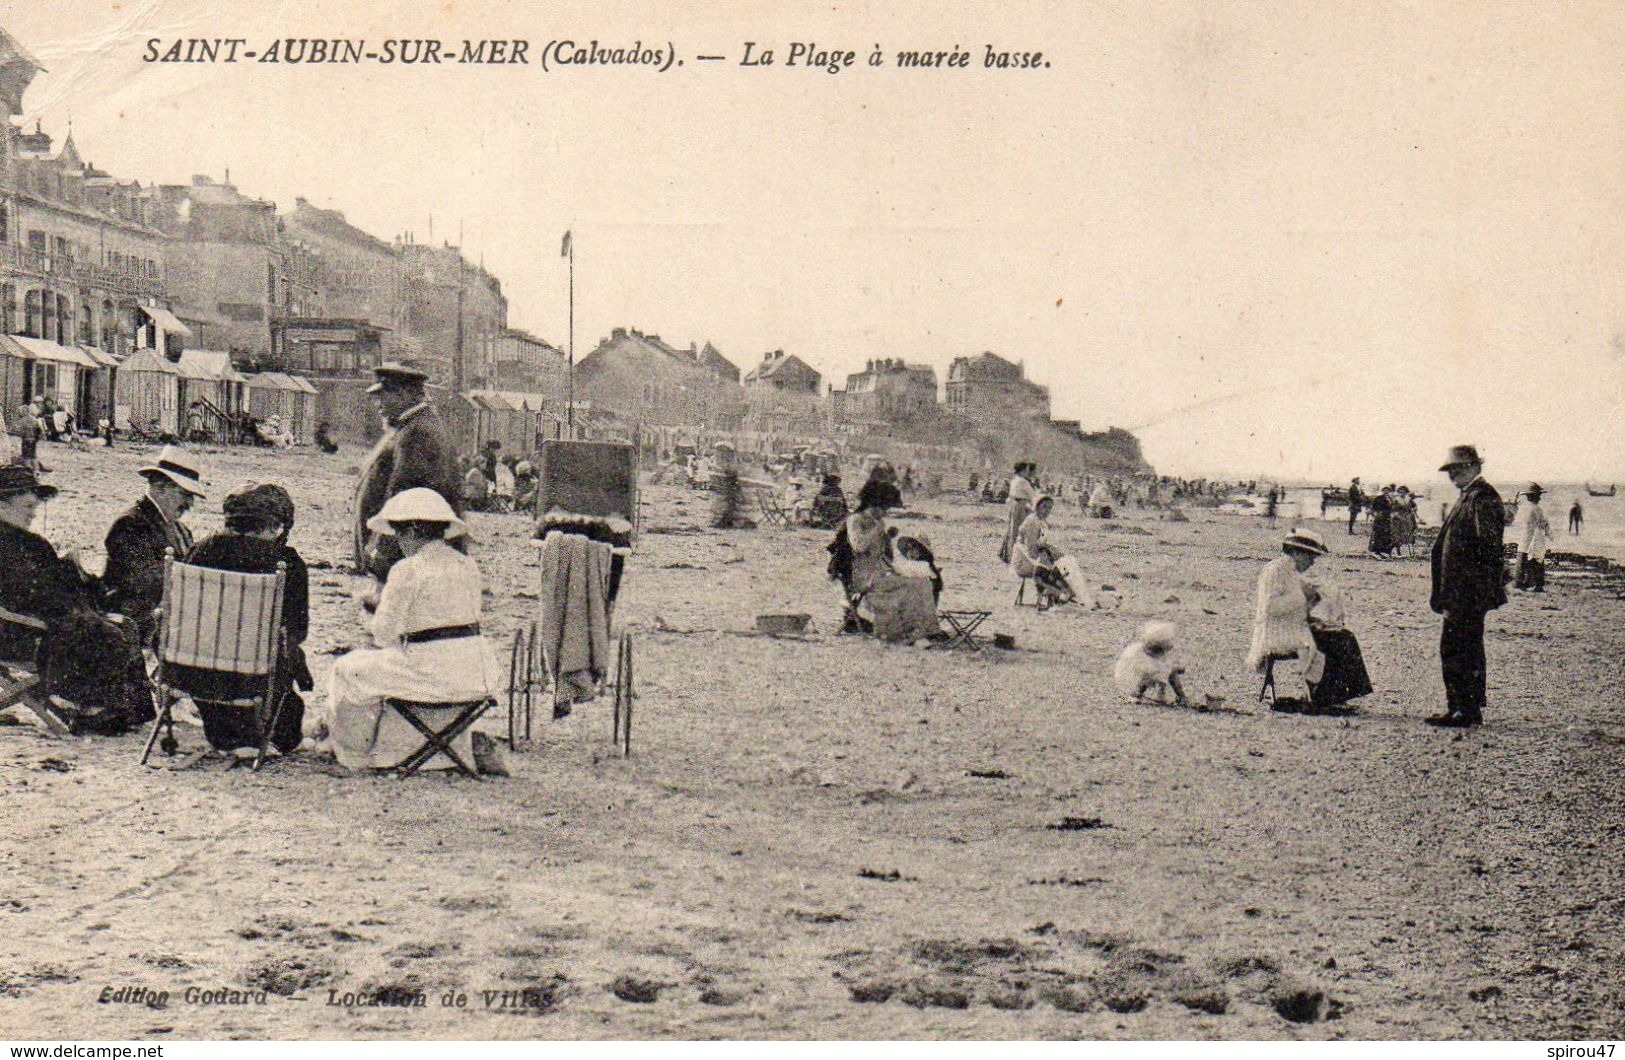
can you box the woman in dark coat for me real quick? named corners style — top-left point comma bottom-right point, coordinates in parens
top-left (0, 466), bottom-right (152, 734)
top-left (175, 484), bottom-right (312, 754)
top-left (808, 473), bottom-right (848, 530)
top-left (1367, 486), bottom-right (1396, 556)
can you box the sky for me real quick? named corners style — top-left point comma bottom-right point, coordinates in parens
top-left (4, 0), bottom-right (1622, 484)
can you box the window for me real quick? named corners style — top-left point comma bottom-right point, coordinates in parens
top-left (54, 236), bottom-right (70, 262)
top-left (266, 263), bottom-right (276, 303)
top-left (0, 285), bottom-right (12, 333)
top-left (56, 295), bottom-right (71, 344)
top-left (79, 301), bottom-right (92, 345)
top-left (0, 202), bottom-right (8, 243)
top-left (42, 290), bottom-right (57, 342)
top-left (24, 289), bottom-right (40, 337)
top-left (27, 230), bottom-right (45, 252)
top-left (32, 361), bottom-right (58, 399)
top-left (100, 299), bottom-right (115, 352)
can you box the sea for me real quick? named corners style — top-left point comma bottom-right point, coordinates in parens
top-left (1273, 484), bottom-right (1625, 563)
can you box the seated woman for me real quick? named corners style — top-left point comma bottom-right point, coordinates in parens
top-left (326, 488), bottom-right (504, 771)
top-left (0, 466), bottom-right (152, 735)
top-left (1300, 572), bottom-right (1373, 710)
top-left (1013, 495), bottom-right (1078, 609)
top-left (174, 484), bottom-right (312, 756)
top-left (808, 474), bottom-right (848, 530)
top-left (1246, 529), bottom-right (1334, 712)
top-left (894, 533), bottom-right (943, 605)
top-left (834, 481), bottom-right (938, 641)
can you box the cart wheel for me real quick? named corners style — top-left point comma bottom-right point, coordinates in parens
top-left (619, 633), bottom-right (634, 757)
top-left (507, 628), bottom-right (523, 746)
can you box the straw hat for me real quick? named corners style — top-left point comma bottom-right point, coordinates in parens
top-left (1283, 528), bottom-right (1330, 556)
top-left (138, 446), bottom-right (207, 497)
top-left (366, 487), bottom-right (466, 537)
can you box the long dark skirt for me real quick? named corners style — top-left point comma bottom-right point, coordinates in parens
top-left (43, 611), bottom-right (154, 735)
top-left (1310, 627), bottom-right (1373, 708)
top-left (1368, 514), bottom-right (1395, 555)
top-left (196, 690), bottom-right (305, 754)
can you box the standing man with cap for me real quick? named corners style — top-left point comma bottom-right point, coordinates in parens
top-left (1428, 445), bottom-right (1506, 728)
top-left (353, 362), bottom-right (463, 580)
top-left (1347, 477), bottom-right (1365, 535)
top-left (103, 445), bottom-right (207, 641)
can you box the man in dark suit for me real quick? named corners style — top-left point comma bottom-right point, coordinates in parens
top-left (353, 362), bottom-right (464, 580)
top-left (1347, 477), bottom-right (1365, 534)
top-left (103, 445), bottom-right (205, 642)
top-left (1427, 445), bottom-right (1506, 728)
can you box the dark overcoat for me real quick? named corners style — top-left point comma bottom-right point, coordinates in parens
top-left (352, 405), bottom-right (464, 578)
top-left (1430, 477), bottom-right (1508, 615)
top-left (102, 496), bottom-right (194, 631)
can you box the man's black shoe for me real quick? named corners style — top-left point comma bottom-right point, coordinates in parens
top-left (1425, 713), bottom-right (1476, 728)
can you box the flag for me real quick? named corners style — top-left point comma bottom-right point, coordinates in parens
top-left (560, 230), bottom-right (572, 259)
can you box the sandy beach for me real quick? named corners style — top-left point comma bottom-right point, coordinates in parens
top-left (2, 441), bottom-right (1621, 1040)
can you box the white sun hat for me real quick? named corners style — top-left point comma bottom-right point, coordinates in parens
top-left (366, 487), bottom-right (466, 537)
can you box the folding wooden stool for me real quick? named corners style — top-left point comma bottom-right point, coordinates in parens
top-left (936, 610), bottom-right (993, 652)
top-left (385, 697), bottom-right (495, 779)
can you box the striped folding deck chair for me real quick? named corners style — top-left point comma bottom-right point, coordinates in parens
top-left (0, 606), bottom-right (69, 736)
top-left (140, 551), bottom-right (287, 771)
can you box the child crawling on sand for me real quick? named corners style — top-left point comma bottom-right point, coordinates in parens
top-left (1114, 621), bottom-right (1190, 707)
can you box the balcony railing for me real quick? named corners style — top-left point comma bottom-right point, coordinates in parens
top-left (0, 242), bottom-right (165, 298)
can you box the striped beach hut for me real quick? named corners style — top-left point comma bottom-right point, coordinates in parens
top-left (244, 372), bottom-right (318, 446)
top-left (114, 348), bottom-right (180, 436)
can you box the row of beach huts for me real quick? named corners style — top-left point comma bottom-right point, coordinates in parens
top-left (0, 337), bottom-right (318, 444)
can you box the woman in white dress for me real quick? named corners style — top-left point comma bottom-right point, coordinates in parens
top-left (1246, 529), bottom-right (1329, 711)
top-left (999, 462), bottom-right (1037, 563)
top-left (327, 488), bottom-right (504, 770)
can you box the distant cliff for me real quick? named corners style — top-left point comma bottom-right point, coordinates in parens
top-left (845, 408), bottom-right (1153, 477)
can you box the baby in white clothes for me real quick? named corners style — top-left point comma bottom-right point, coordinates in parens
top-left (1114, 620), bottom-right (1189, 706)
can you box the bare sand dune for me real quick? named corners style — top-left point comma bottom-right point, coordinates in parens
top-left (2, 442), bottom-right (1620, 1039)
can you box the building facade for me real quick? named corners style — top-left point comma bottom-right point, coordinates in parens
top-left (399, 241), bottom-right (506, 389)
top-left (574, 327), bottom-right (746, 437)
top-left (281, 197), bottom-right (404, 352)
top-left (944, 351), bottom-right (1051, 420)
top-left (838, 357), bottom-right (938, 422)
top-left (153, 175), bottom-right (322, 360)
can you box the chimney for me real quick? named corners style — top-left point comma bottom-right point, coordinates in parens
top-left (612, 327), bottom-right (626, 340)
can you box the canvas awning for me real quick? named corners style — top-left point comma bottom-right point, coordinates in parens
top-left (247, 371), bottom-right (319, 394)
top-left (117, 349), bottom-right (180, 374)
top-left (3, 335), bottom-right (100, 368)
top-left (79, 345), bottom-right (119, 368)
top-left (139, 305), bottom-right (194, 337)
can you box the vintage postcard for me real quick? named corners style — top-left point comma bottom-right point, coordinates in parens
top-left (0, 0), bottom-right (1620, 1044)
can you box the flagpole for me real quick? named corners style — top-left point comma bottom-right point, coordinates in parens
top-left (567, 235), bottom-right (575, 435)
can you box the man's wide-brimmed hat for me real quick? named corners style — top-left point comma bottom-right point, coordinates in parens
top-left (1439, 444), bottom-right (1483, 471)
top-left (0, 464), bottom-right (58, 499)
top-left (1283, 528), bottom-right (1330, 557)
top-left (366, 487), bottom-right (466, 537)
top-left (138, 446), bottom-right (207, 497)
top-left (365, 361), bottom-right (430, 394)
top-left (1526, 482), bottom-right (1544, 497)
